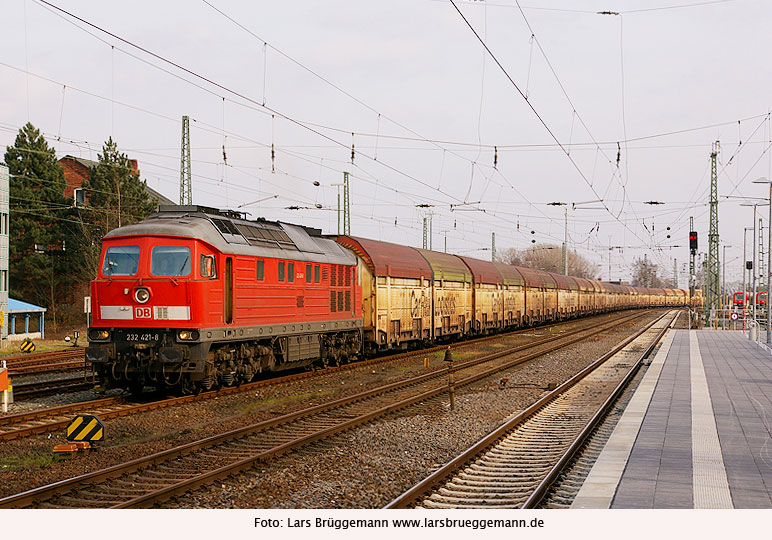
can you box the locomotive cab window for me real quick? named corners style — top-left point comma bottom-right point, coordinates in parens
top-left (200, 255), bottom-right (216, 278)
top-left (151, 246), bottom-right (191, 276)
top-left (306, 264), bottom-right (312, 283)
top-left (102, 245), bottom-right (140, 276)
top-left (314, 265), bottom-right (320, 283)
top-left (288, 262), bottom-right (295, 282)
top-left (278, 261), bottom-right (285, 282)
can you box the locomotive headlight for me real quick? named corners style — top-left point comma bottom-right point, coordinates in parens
top-left (89, 329), bottom-right (110, 341)
top-left (177, 330), bottom-right (199, 341)
top-left (134, 287), bottom-right (150, 304)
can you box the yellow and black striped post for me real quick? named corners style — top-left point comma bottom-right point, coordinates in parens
top-left (19, 338), bottom-right (36, 353)
top-left (66, 414), bottom-right (104, 442)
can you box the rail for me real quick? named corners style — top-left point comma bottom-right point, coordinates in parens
top-left (385, 310), bottom-right (676, 509)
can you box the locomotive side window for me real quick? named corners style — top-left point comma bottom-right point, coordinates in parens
top-left (306, 264), bottom-right (312, 283)
top-left (151, 246), bottom-right (191, 276)
top-left (103, 246), bottom-right (140, 276)
top-left (314, 265), bottom-right (320, 283)
top-left (278, 261), bottom-right (285, 282)
top-left (288, 262), bottom-right (295, 282)
top-left (256, 259), bottom-right (264, 281)
top-left (200, 255), bottom-right (216, 278)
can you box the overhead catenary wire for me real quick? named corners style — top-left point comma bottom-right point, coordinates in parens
top-left (10, 1), bottom-right (752, 278)
top-left (449, 0), bottom-right (663, 267)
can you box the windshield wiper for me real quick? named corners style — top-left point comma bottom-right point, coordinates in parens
top-left (168, 255), bottom-right (189, 286)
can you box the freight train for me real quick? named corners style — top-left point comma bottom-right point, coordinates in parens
top-left (86, 205), bottom-right (692, 394)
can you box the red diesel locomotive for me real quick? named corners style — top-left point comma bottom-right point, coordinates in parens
top-left (86, 205), bottom-right (362, 394)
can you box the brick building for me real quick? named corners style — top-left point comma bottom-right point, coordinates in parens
top-left (58, 155), bottom-right (175, 206)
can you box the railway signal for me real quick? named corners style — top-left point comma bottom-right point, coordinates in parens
top-left (19, 338), bottom-right (36, 353)
top-left (66, 414), bottom-right (104, 443)
top-left (690, 231), bottom-right (698, 252)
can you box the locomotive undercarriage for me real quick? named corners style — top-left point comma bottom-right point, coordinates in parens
top-left (89, 329), bottom-right (363, 394)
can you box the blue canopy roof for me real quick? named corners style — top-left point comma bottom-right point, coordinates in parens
top-left (8, 298), bottom-right (47, 313)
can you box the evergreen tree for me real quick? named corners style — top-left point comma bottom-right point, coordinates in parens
top-left (75, 137), bottom-right (156, 282)
top-left (82, 137), bottom-right (156, 235)
top-left (3, 122), bottom-right (69, 328)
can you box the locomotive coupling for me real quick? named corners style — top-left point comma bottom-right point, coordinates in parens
top-left (159, 346), bottom-right (186, 363)
top-left (85, 345), bottom-right (113, 363)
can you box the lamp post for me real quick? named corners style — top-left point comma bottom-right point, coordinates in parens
top-left (741, 200), bottom-right (770, 340)
top-left (722, 243), bottom-right (731, 313)
top-left (743, 227), bottom-right (753, 330)
top-left (752, 177), bottom-right (771, 343)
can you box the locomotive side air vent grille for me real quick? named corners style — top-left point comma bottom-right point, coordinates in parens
top-left (322, 267), bottom-right (329, 282)
top-left (331, 265), bottom-right (337, 286)
top-left (212, 218), bottom-right (241, 236)
top-left (232, 223), bottom-right (298, 250)
top-left (330, 290), bottom-right (337, 312)
top-left (338, 265), bottom-right (345, 286)
top-left (345, 290), bottom-right (351, 312)
top-left (345, 267), bottom-right (351, 287)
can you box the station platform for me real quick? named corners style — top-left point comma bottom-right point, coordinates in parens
top-left (572, 329), bottom-right (772, 509)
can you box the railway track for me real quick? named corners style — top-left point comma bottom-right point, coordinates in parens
top-left (0, 309), bottom-right (658, 509)
top-left (4, 349), bottom-right (88, 376)
top-left (0, 309), bottom-right (645, 442)
top-left (12, 375), bottom-right (96, 401)
top-left (385, 310), bottom-right (678, 509)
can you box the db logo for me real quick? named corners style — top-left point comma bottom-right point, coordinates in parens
top-left (135, 307), bottom-right (152, 319)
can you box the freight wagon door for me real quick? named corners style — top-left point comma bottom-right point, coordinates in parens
top-left (225, 257), bottom-right (233, 324)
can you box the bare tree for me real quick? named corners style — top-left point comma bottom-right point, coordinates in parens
top-left (631, 257), bottom-right (676, 287)
top-left (500, 244), bottom-right (598, 278)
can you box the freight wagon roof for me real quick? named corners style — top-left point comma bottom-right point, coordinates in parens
top-left (604, 283), bottom-right (622, 293)
top-left (104, 210), bottom-right (356, 265)
top-left (336, 236), bottom-right (432, 279)
top-left (549, 273), bottom-right (579, 291)
top-left (459, 256), bottom-right (503, 285)
top-left (516, 267), bottom-right (557, 288)
top-left (493, 263), bottom-right (525, 287)
top-left (417, 249), bottom-right (472, 283)
top-left (573, 277), bottom-right (593, 292)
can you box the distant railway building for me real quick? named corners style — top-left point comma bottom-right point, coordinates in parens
top-left (5, 298), bottom-right (46, 341)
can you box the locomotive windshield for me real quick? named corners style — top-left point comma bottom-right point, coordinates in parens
top-left (151, 246), bottom-right (191, 276)
top-left (102, 246), bottom-right (140, 276)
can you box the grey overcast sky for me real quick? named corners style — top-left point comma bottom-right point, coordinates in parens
top-left (1, 0), bottom-right (770, 284)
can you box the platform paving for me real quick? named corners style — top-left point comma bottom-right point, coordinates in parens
top-left (572, 329), bottom-right (772, 509)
